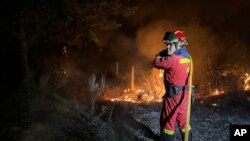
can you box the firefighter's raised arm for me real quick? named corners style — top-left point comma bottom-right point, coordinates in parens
top-left (153, 54), bottom-right (174, 69)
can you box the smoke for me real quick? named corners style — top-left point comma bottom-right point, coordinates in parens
top-left (135, 21), bottom-right (170, 59)
top-left (107, 32), bottom-right (138, 75)
top-left (130, 0), bottom-right (250, 84)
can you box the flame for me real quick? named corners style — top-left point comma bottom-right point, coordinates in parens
top-left (211, 89), bottom-right (224, 96)
top-left (102, 68), bottom-right (165, 103)
top-left (244, 73), bottom-right (250, 91)
top-left (104, 68), bottom-right (250, 103)
top-left (105, 87), bottom-right (162, 103)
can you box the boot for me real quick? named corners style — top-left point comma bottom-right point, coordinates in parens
top-left (161, 132), bottom-right (174, 141)
top-left (181, 130), bottom-right (192, 141)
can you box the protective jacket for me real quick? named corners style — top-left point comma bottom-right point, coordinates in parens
top-left (153, 47), bottom-right (191, 136)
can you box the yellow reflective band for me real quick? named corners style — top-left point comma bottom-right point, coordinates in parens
top-left (180, 58), bottom-right (191, 64)
top-left (186, 68), bottom-right (190, 73)
top-left (180, 125), bottom-right (191, 133)
top-left (163, 38), bottom-right (179, 44)
top-left (162, 129), bottom-right (175, 135)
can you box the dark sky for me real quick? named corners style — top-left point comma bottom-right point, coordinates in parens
top-left (130, 0), bottom-right (250, 28)
top-left (125, 0), bottom-right (250, 44)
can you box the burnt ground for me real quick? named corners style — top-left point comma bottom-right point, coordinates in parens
top-left (1, 91), bottom-right (250, 141)
top-left (127, 102), bottom-right (250, 141)
top-left (106, 91), bottom-right (250, 141)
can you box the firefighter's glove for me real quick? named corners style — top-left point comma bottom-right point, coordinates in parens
top-left (158, 49), bottom-right (169, 57)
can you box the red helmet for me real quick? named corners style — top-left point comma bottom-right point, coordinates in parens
top-left (173, 30), bottom-right (188, 45)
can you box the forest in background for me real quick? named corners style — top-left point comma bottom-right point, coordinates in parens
top-left (1, 0), bottom-right (250, 140)
top-left (1, 1), bottom-right (137, 140)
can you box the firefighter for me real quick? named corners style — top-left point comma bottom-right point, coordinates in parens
top-left (153, 30), bottom-right (192, 141)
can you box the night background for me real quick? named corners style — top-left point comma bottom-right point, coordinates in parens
top-left (1, 0), bottom-right (250, 141)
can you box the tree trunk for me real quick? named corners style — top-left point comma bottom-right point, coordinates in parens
top-left (19, 27), bottom-right (31, 99)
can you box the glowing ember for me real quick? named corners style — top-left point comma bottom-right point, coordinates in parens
top-left (244, 73), bottom-right (250, 91)
top-left (123, 89), bottom-right (131, 93)
top-left (211, 89), bottom-right (224, 96)
top-left (159, 70), bottom-right (164, 78)
top-left (212, 103), bottom-right (218, 107)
